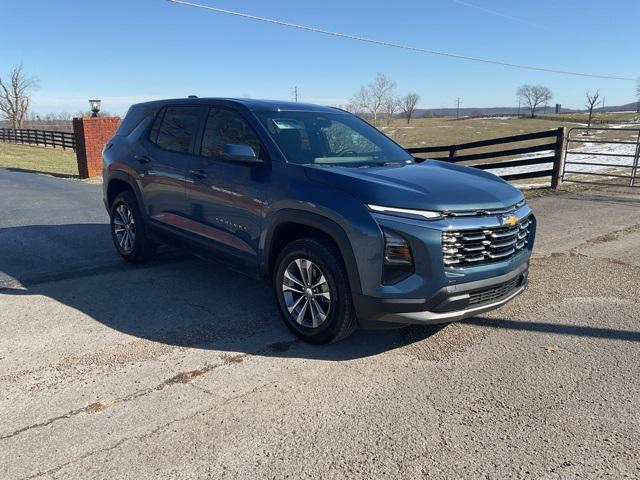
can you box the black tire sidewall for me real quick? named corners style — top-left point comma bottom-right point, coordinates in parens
top-left (274, 239), bottom-right (353, 344)
top-left (109, 192), bottom-right (149, 261)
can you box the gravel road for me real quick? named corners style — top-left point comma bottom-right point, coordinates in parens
top-left (1, 169), bottom-right (638, 479)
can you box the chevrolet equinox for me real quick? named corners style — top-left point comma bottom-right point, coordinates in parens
top-left (103, 98), bottom-right (535, 343)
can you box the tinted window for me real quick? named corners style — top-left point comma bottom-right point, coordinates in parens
top-left (148, 108), bottom-right (164, 144)
top-left (155, 106), bottom-right (201, 153)
top-left (201, 108), bottom-right (261, 158)
top-left (116, 106), bottom-right (157, 136)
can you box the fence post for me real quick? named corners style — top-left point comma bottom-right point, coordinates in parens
top-left (448, 146), bottom-right (457, 161)
top-left (551, 127), bottom-right (567, 189)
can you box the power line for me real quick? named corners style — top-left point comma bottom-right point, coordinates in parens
top-left (450, 0), bottom-right (549, 31)
top-left (167, 0), bottom-right (634, 81)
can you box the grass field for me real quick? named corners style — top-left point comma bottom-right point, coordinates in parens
top-left (0, 143), bottom-right (78, 177)
top-left (381, 113), bottom-right (640, 149)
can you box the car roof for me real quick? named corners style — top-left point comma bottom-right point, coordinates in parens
top-left (130, 97), bottom-right (343, 114)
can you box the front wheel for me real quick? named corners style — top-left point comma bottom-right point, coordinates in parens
top-left (110, 191), bottom-right (157, 263)
top-left (274, 237), bottom-right (357, 344)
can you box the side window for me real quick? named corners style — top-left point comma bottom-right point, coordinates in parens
top-left (154, 106), bottom-right (201, 153)
top-left (201, 108), bottom-right (262, 158)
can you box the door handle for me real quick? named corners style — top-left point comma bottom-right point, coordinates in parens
top-left (190, 169), bottom-right (208, 179)
top-left (134, 154), bottom-right (152, 164)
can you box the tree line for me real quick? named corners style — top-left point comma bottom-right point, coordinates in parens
top-left (2, 63), bottom-right (639, 131)
top-left (346, 73), bottom-right (420, 126)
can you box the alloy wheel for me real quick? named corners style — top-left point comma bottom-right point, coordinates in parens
top-left (113, 203), bottom-right (136, 253)
top-left (282, 258), bottom-right (332, 328)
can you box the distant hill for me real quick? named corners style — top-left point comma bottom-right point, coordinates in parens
top-left (414, 101), bottom-right (639, 117)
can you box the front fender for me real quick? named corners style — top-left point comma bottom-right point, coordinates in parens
top-left (261, 208), bottom-right (363, 295)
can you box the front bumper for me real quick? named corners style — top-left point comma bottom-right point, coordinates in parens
top-left (354, 259), bottom-right (529, 327)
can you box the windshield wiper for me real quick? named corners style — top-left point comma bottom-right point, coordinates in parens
top-left (380, 161), bottom-right (411, 166)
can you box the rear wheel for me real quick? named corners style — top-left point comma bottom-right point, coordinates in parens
top-left (274, 237), bottom-right (357, 344)
top-left (110, 191), bottom-right (157, 263)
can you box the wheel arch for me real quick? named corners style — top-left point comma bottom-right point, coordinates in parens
top-left (262, 210), bottom-right (362, 295)
top-left (105, 171), bottom-right (146, 214)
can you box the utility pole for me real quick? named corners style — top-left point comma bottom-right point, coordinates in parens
top-left (293, 86), bottom-right (299, 102)
top-left (456, 97), bottom-right (460, 120)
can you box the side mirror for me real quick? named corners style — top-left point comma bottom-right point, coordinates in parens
top-left (222, 144), bottom-right (262, 164)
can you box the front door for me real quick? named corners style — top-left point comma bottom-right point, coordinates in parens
top-left (186, 106), bottom-right (269, 267)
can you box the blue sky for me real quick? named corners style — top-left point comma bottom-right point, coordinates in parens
top-left (2, 0), bottom-right (638, 115)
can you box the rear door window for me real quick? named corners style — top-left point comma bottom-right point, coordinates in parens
top-left (154, 106), bottom-right (201, 153)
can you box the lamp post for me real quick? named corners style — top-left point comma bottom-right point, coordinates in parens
top-left (89, 99), bottom-right (101, 117)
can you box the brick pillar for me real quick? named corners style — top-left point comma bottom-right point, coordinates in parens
top-left (72, 116), bottom-right (121, 178)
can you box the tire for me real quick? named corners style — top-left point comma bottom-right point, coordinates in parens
top-left (274, 237), bottom-right (357, 344)
top-left (109, 191), bottom-right (157, 263)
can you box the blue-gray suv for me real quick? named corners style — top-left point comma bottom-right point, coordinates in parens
top-left (103, 98), bottom-right (535, 343)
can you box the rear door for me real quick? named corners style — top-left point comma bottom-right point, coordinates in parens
top-left (140, 105), bottom-right (203, 225)
top-left (185, 106), bottom-right (269, 266)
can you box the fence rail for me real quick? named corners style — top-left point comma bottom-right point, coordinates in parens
top-left (0, 128), bottom-right (76, 151)
top-left (406, 128), bottom-right (564, 187)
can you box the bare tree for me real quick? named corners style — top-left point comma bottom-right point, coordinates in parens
top-left (399, 93), bottom-right (420, 124)
top-left (383, 96), bottom-right (399, 125)
top-left (585, 90), bottom-right (600, 134)
top-left (350, 73), bottom-right (397, 126)
top-left (517, 84), bottom-right (553, 118)
top-left (0, 64), bottom-right (40, 129)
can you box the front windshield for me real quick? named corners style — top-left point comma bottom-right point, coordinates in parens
top-left (256, 111), bottom-right (413, 166)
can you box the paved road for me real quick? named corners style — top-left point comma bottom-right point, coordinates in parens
top-left (1, 169), bottom-right (639, 479)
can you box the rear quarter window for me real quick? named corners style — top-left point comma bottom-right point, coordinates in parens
top-left (115, 106), bottom-right (156, 136)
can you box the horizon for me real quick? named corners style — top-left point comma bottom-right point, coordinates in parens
top-left (2, 0), bottom-right (638, 116)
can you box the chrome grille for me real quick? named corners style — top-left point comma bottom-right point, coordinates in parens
top-left (442, 216), bottom-right (531, 267)
top-left (468, 277), bottom-right (522, 306)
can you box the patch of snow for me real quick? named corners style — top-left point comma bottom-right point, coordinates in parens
top-left (470, 116), bottom-right (514, 120)
top-left (485, 141), bottom-right (638, 179)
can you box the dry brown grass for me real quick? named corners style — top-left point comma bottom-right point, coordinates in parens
top-left (380, 115), bottom-right (638, 150)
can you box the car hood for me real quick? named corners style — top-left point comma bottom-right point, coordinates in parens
top-left (305, 160), bottom-right (525, 212)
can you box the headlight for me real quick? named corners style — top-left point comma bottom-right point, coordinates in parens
top-left (367, 204), bottom-right (442, 220)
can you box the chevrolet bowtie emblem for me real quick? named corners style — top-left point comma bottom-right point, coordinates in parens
top-left (502, 214), bottom-right (519, 227)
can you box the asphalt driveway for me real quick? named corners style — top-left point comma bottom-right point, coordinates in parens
top-left (1, 168), bottom-right (639, 479)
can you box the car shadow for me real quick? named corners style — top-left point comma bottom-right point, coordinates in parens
top-left (0, 223), bottom-right (448, 361)
top-left (463, 318), bottom-right (640, 343)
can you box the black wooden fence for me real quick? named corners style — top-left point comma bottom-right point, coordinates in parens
top-left (0, 128), bottom-right (76, 151)
top-left (0, 126), bottom-right (567, 188)
top-left (406, 128), bottom-right (566, 188)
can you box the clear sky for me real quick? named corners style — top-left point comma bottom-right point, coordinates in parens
top-left (2, 0), bottom-right (638, 115)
